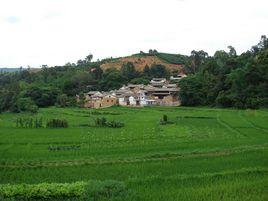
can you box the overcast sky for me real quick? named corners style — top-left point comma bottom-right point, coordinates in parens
top-left (0, 0), bottom-right (267, 67)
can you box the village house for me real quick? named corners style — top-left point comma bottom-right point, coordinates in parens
top-left (137, 90), bottom-right (147, 106)
top-left (118, 92), bottom-right (134, 106)
top-left (101, 94), bottom-right (117, 108)
top-left (82, 91), bottom-right (117, 109)
top-left (150, 78), bottom-right (167, 87)
top-left (80, 75), bottom-right (183, 108)
top-left (170, 73), bottom-right (187, 81)
top-left (144, 85), bottom-right (180, 106)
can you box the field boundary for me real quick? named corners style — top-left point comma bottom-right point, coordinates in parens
top-left (216, 114), bottom-right (245, 137)
top-left (1, 143), bottom-right (267, 169)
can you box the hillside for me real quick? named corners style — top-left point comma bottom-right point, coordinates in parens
top-left (100, 53), bottom-right (186, 72)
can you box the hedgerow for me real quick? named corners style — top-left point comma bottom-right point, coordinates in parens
top-left (0, 180), bottom-right (132, 201)
top-left (94, 117), bottom-right (124, 128)
top-left (0, 182), bottom-right (86, 200)
top-left (46, 119), bottom-right (68, 128)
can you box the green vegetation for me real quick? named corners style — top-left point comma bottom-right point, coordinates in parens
top-left (0, 106), bottom-right (267, 200)
top-left (156, 52), bottom-right (186, 64)
top-left (159, 114), bottom-right (174, 125)
top-left (94, 117), bottom-right (124, 128)
top-left (0, 36), bottom-right (267, 111)
top-left (0, 180), bottom-right (131, 201)
top-left (46, 119), bottom-right (68, 128)
top-left (179, 36), bottom-right (268, 109)
top-left (16, 117), bottom-right (43, 128)
top-left (135, 51), bottom-right (187, 64)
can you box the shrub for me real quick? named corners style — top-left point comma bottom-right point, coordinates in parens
top-left (163, 114), bottom-right (168, 122)
top-left (106, 120), bottom-right (124, 128)
top-left (0, 180), bottom-right (135, 201)
top-left (0, 182), bottom-right (86, 200)
top-left (160, 114), bottom-right (174, 125)
top-left (16, 97), bottom-right (39, 113)
top-left (46, 119), bottom-right (68, 128)
top-left (216, 91), bottom-right (233, 107)
top-left (15, 117), bottom-right (43, 128)
top-left (94, 117), bottom-right (107, 126)
top-left (94, 117), bottom-right (124, 128)
top-left (56, 94), bottom-right (77, 108)
top-left (84, 180), bottom-right (129, 201)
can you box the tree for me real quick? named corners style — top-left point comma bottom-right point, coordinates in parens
top-left (41, 65), bottom-right (49, 83)
top-left (251, 35), bottom-right (268, 54)
top-left (100, 68), bottom-right (124, 91)
top-left (56, 94), bottom-right (69, 107)
top-left (150, 64), bottom-right (169, 78)
top-left (190, 50), bottom-right (208, 73)
top-left (258, 35), bottom-right (268, 50)
top-left (179, 75), bottom-right (205, 106)
top-left (148, 49), bottom-right (158, 55)
top-left (91, 66), bottom-right (103, 80)
top-left (228, 46), bottom-right (237, 57)
top-left (130, 77), bottom-right (150, 85)
top-left (120, 62), bottom-right (137, 81)
top-left (214, 50), bottom-right (229, 67)
top-left (77, 59), bottom-right (86, 66)
top-left (22, 86), bottom-right (60, 107)
top-left (85, 54), bottom-right (93, 63)
top-left (16, 97), bottom-right (38, 113)
top-left (143, 65), bottom-right (151, 77)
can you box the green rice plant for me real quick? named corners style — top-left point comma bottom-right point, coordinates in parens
top-left (94, 117), bottom-right (124, 128)
top-left (46, 119), bottom-right (68, 128)
top-left (15, 117), bottom-right (44, 128)
top-left (160, 114), bottom-right (174, 125)
top-left (0, 107), bottom-right (268, 201)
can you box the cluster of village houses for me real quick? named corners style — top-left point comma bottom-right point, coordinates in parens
top-left (79, 74), bottom-right (187, 109)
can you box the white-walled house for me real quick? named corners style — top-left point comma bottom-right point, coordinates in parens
top-left (81, 77), bottom-right (181, 108)
top-left (129, 96), bottom-right (137, 106)
top-left (137, 90), bottom-right (147, 106)
top-left (118, 96), bottom-right (128, 106)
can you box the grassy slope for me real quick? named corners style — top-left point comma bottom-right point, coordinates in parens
top-left (0, 107), bottom-right (267, 200)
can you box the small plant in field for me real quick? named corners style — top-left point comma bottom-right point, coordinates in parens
top-left (95, 117), bottom-right (107, 126)
top-left (46, 119), bottom-right (68, 128)
top-left (163, 114), bottom-right (168, 122)
top-left (160, 114), bottom-right (174, 125)
top-left (48, 145), bottom-right (81, 151)
top-left (94, 117), bottom-right (124, 128)
top-left (106, 120), bottom-right (124, 128)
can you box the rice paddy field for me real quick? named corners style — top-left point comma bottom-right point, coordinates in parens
top-left (0, 106), bottom-right (268, 200)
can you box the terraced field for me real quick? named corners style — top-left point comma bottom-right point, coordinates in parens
top-left (0, 107), bottom-right (267, 200)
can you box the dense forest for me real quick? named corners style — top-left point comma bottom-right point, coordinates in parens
top-left (0, 36), bottom-right (267, 113)
top-left (180, 35), bottom-right (268, 109)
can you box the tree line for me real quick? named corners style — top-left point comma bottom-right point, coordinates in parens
top-left (179, 35), bottom-right (268, 109)
top-left (0, 54), bottom-right (175, 113)
top-left (0, 36), bottom-right (267, 112)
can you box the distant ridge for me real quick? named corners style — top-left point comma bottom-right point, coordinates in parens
top-left (0, 68), bottom-right (40, 73)
top-left (0, 68), bottom-right (24, 73)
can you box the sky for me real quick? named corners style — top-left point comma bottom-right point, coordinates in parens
top-left (0, 0), bottom-right (267, 67)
